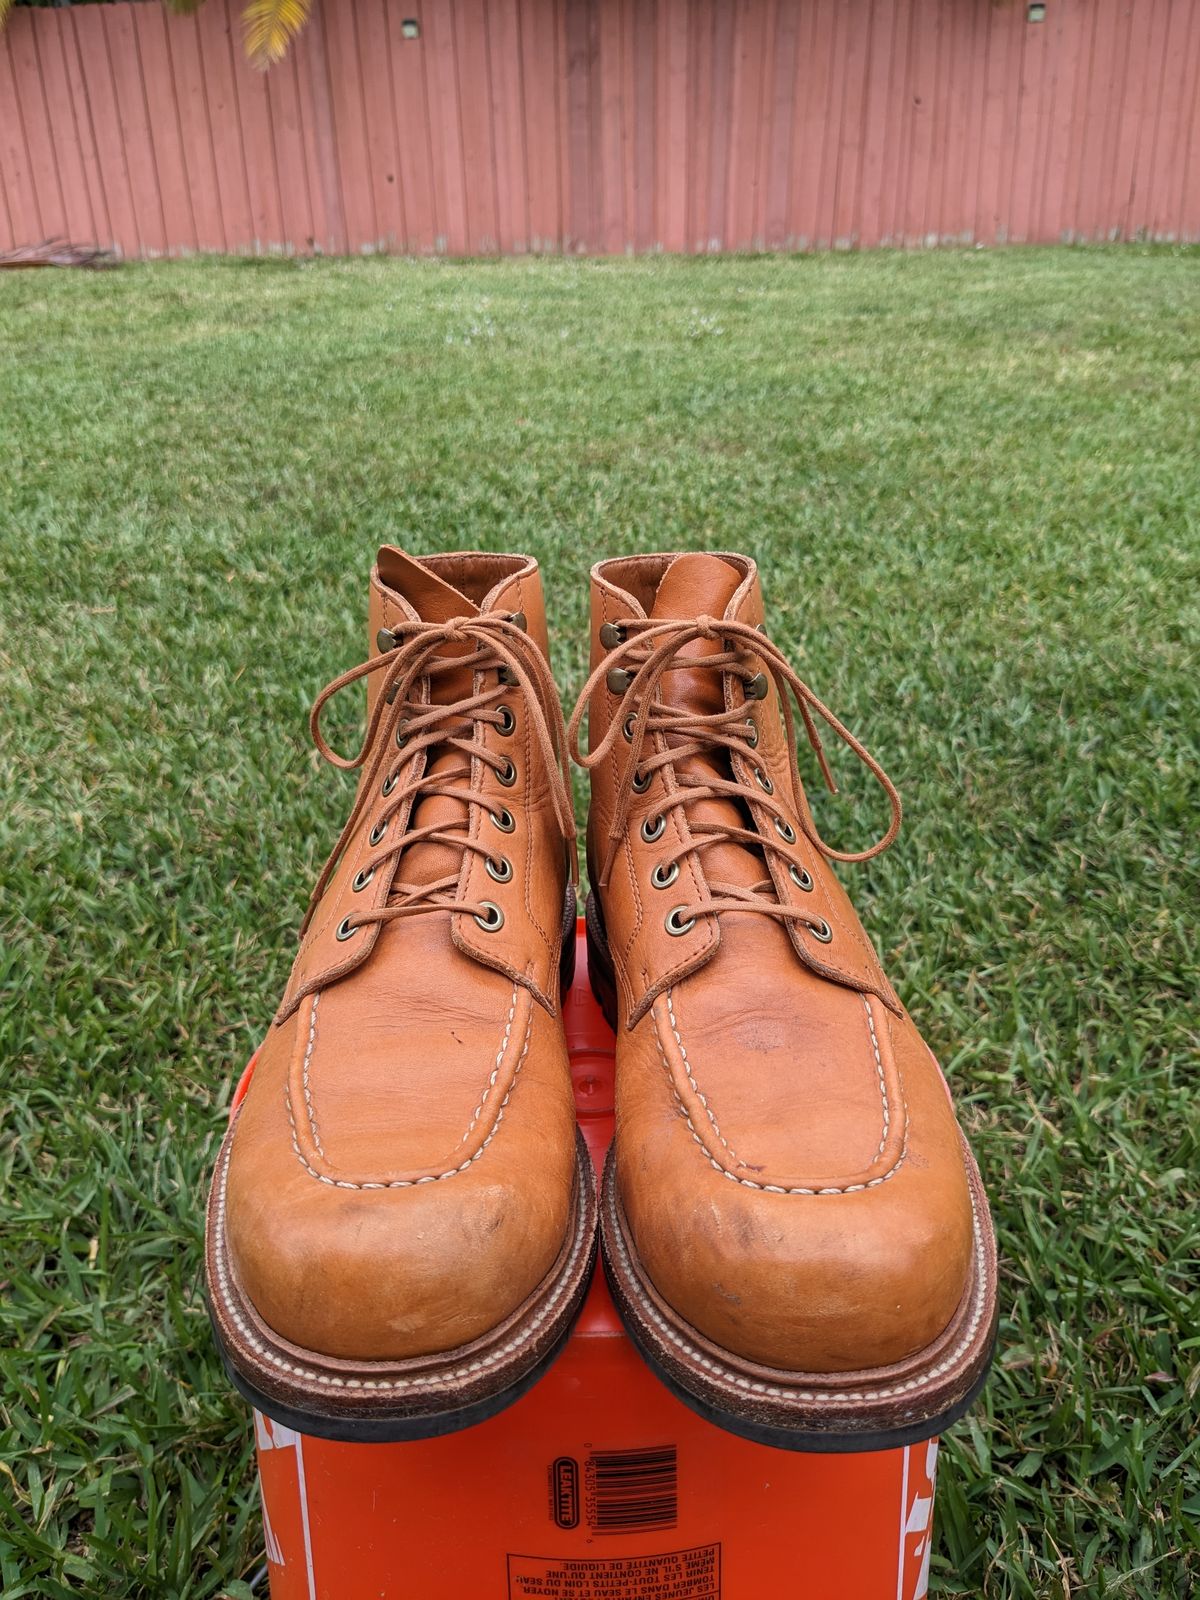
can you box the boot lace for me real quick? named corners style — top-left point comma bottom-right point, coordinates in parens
top-left (566, 615), bottom-right (901, 935)
top-left (301, 614), bottom-right (575, 938)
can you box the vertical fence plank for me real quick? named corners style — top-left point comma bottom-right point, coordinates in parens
top-left (521, 0), bottom-right (562, 252)
top-left (134, 2), bottom-right (197, 253)
top-left (267, 47), bottom-right (318, 252)
top-left (1109, 0), bottom-right (1159, 239)
top-left (0, 31), bottom-right (43, 246)
top-left (856, 0), bottom-right (897, 247)
top-left (193, 0), bottom-right (253, 252)
top-left (322, 0), bottom-right (377, 250)
top-left (728, 0), bottom-right (767, 249)
top-left (69, 8), bottom-right (139, 254)
top-left (226, 0), bottom-right (288, 249)
top-left (1177, 2), bottom-right (1200, 240)
top-left (103, 6), bottom-right (168, 254)
top-left (790, 0), bottom-right (833, 249)
top-left (453, 0), bottom-right (500, 251)
top-left (60, 9), bottom-right (113, 247)
top-left (7, 13), bottom-right (67, 241)
top-left (489, 0), bottom-right (529, 251)
top-left (831, 0), bottom-right (872, 247)
top-left (1007, 0), bottom-right (1050, 244)
top-left (33, 13), bottom-right (97, 244)
top-left (424, 0), bottom-right (469, 252)
top-left (687, 0), bottom-right (713, 249)
top-left (166, 13), bottom-right (226, 250)
top-left (353, 0), bottom-right (405, 252)
top-left (388, 8), bottom-right (437, 252)
top-left (594, 0), bottom-right (623, 252)
top-left (1149, 0), bottom-right (1200, 238)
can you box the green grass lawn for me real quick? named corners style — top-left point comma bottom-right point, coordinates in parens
top-left (1, 246), bottom-right (1198, 1598)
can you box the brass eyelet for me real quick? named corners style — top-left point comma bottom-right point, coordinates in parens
top-left (474, 901), bottom-right (505, 932)
top-left (485, 854), bottom-right (513, 883)
top-left (395, 721), bottom-right (409, 749)
top-left (641, 814), bottom-right (666, 843)
top-left (600, 621), bottom-right (626, 649)
top-left (352, 867), bottom-right (374, 892)
top-left (376, 627), bottom-right (398, 653)
top-left (381, 772), bottom-right (398, 798)
top-left (369, 820), bottom-right (388, 847)
top-left (508, 611), bottom-right (527, 632)
top-left (810, 918), bottom-right (833, 943)
top-left (623, 713), bottom-right (637, 743)
top-left (631, 766), bottom-right (651, 793)
top-left (496, 705), bottom-right (516, 736)
top-left (335, 916), bottom-right (357, 941)
top-left (651, 861), bottom-right (679, 890)
top-left (754, 767), bottom-right (774, 794)
top-left (746, 673), bottom-right (769, 701)
top-left (789, 863), bottom-right (813, 892)
top-left (607, 667), bottom-right (634, 695)
top-left (745, 718), bottom-right (759, 749)
top-left (775, 817), bottom-right (796, 843)
top-left (490, 807), bottom-right (515, 833)
top-left (497, 757), bottom-right (517, 787)
top-left (665, 906), bottom-right (695, 936)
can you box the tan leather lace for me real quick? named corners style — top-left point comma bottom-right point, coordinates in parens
top-left (566, 615), bottom-right (902, 931)
top-left (301, 614), bottom-right (575, 938)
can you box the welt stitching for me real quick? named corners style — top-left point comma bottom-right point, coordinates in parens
top-left (285, 995), bottom-right (532, 1188)
top-left (665, 994), bottom-right (908, 1194)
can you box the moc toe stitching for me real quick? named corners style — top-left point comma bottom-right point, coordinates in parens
top-left (283, 985), bottom-right (533, 1189)
top-left (650, 991), bottom-right (910, 1194)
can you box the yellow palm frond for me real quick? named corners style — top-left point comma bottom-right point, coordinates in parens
top-left (0, 0), bottom-right (14, 32)
top-left (164, 0), bottom-right (208, 15)
top-left (243, 0), bottom-right (311, 69)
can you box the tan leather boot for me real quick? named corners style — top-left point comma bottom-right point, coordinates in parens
top-left (568, 552), bottom-right (997, 1451)
top-left (207, 548), bottom-right (595, 1441)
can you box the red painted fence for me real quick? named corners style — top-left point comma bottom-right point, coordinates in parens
top-left (2, 0), bottom-right (1198, 257)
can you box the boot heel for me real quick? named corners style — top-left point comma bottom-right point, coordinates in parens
top-left (584, 892), bottom-right (619, 1033)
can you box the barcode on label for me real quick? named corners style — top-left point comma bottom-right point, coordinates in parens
top-left (587, 1446), bottom-right (678, 1534)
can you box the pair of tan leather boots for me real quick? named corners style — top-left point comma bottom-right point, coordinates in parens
top-left (206, 547), bottom-right (996, 1453)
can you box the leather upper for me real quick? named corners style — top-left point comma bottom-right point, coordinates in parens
top-left (224, 549), bottom-right (578, 1362)
top-left (577, 552), bottom-right (976, 1374)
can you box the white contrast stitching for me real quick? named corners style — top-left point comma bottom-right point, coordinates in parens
top-left (210, 1132), bottom-right (589, 1391)
top-left (300, 995), bottom-right (323, 1157)
top-left (609, 1167), bottom-right (991, 1403)
top-left (659, 992), bottom-right (908, 1195)
top-left (285, 992), bottom-right (532, 1188)
top-left (655, 991), bottom-right (740, 1163)
top-left (458, 987), bottom-right (519, 1146)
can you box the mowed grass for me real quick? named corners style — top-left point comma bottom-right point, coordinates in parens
top-left (1, 246), bottom-right (1198, 1599)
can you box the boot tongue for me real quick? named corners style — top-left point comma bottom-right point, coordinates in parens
top-left (648, 553), bottom-right (763, 891)
top-left (650, 553), bottom-right (743, 714)
top-left (375, 548), bottom-right (482, 890)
